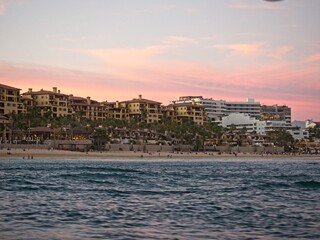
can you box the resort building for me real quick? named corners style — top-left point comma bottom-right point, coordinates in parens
top-left (288, 128), bottom-right (309, 140)
top-left (305, 120), bottom-right (320, 129)
top-left (173, 96), bottom-right (226, 123)
top-left (260, 105), bottom-right (291, 126)
top-left (164, 103), bottom-right (207, 125)
top-left (0, 83), bottom-right (26, 115)
top-left (221, 113), bottom-right (267, 135)
top-left (224, 98), bottom-right (261, 118)
top-left (22, 87), bottom-right (73, 117)
top-left (221, 113), bottom-right (297, 137)
top-left (122, 95), bottom-right (162, 124)
top-left (69, 95), bottom-right (109, 121)
top-left (106, 101), bottom-right (129, 121)
top-left (173, 96), bottom-right (261, 123)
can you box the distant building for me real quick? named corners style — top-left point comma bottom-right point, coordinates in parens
top-left (164, 102), bottom-right (207, 125)
top-left (122, 95), bottom-right (162, 124)
top-left (305, 120), bottom-right (320, 129)
top-left (288, 128), bottom-right (309, 140)
top-left (69, 95), bottom-right (109, 121)
top-left (221, 113), bottom-right (266, 135)
top-left (22, 87), bottom-right (73, 117)
top-left (291, 120), bottom-right (306, 129)
top-left (173, 96), bottom-right (226, 122)
top-left (172, 96), bottom-right (261, 123)
top-left (225, 98), bottom-right (261, 118)
top-left (260, 105), bottom-right (291, 126)
top-left (0, 83), bottom-right (26, 115)
top-left (106, 101), bottom-right (128, 121)
top-left (221, 112), bottom-right (291, 135)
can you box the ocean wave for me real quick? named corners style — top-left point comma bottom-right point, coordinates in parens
top-left (295, 180), bottom-right (320, 188)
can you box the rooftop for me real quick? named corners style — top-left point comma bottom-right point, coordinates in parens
top-left (122, 95), bottom-right (161, 105)
top-left (22, 89), bottom-right (68, 97)
top-left (0, 84), bottom-right (21, 91)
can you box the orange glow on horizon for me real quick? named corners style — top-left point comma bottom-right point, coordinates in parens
top-left (1, 59), bottom-right (319, 121)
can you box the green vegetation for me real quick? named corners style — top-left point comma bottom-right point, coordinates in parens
top-left (4, 110), bottom-right (311, 153)
top-left (267, 129), bottom-right (295, 152)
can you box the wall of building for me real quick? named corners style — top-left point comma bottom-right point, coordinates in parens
top-left (221, 113), bottom-right (267, 134)
top-left (206, 145), bottom-right (284, 154)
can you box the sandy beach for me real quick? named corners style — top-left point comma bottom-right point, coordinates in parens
top-left (1, 147), bottom-right (319, 160)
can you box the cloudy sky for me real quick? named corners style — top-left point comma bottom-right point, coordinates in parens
top-left (0, 0), bottom-right (319, 120)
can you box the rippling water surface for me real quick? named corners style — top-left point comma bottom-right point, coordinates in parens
top-left (1, 157), bottom-right (320, 239)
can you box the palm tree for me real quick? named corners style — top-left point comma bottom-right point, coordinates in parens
top-left (93, 128), bottom-right (110, 151)
top-left (268, 129), bottom-right (294, 152)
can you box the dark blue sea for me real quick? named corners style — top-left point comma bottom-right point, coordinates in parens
top-left (1, 158), bottom-right (320, 240)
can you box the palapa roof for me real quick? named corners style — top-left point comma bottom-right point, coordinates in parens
top-left (54, 140), bottom-right (93, 145)
top-left (29, 127), bottom-right (54, 133)
top-left (70, 126), bottom-right (91, 134)
top-left (0, 114), bottom-right (9, 120)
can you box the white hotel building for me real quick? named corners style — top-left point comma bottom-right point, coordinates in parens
top-left (173, 96), bottom-right (261, 123)
top-left (225, 98), bottom-right (261, 118)
top-left (221, 113), bottom-right (291, 135)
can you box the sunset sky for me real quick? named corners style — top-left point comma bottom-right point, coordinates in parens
top-left (0, 0), bottom-right (319, 120)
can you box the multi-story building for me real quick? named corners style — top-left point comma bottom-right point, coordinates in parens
top-left (165, 103), bottom-right (207, 125)
top-left (68, 95), bottom-right (87, 118)
top-left (288, 128), bottom-right (309, 140)
top-left (122, 95), bottom-right (162, 123)
top-left (260, 105), bottom-right (291, 126)
top-left (69, 95), bottom-right (109, 121)
top-left (106, 101), bottom-right (129, 121)
top-left (173, 96), bottom-right (226, 122)
top-left (0, 83), bottom-right (26, 115)
top-left (173, 96), bottom-right (261, 122)
top-left (225, 98), bottom-right (261, 118)
top-left (221, 113), bottom-right (293, 136)
top-left (221, 113), bottom-right (267, 135)
top-left (22, 87), bottom-right (73, 117)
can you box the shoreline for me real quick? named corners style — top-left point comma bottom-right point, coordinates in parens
top-left (1, 148), bottom-right (320, 160)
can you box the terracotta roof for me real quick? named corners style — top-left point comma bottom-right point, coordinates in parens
top-left (69, 96), bottom-right (87, 101)
top-left (105, 102), bottom-right (118, 106)
top-left (0, 84), bottom-right (21, 91)
top-left (22, 89), bottom-right (68, 96)
top-left (122, 98), bottom-right (161, 104)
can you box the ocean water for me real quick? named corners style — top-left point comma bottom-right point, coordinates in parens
top-left (0, 158), bottom-right (320, 240)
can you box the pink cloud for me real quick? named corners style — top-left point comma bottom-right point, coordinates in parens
top-left (162, 36), bottom-right (199, 46)
top-left (0, 0), bottom-right (6, 15)
top-left (77, 46), bottom-right (169, 81)
top-left (72, 43), bottom-right (320, 120)
top-left (1, 51), bottom-right (319, 120)
top-left (305, 53), bottom-right (320, 63)
top-left (269, 46), bottom-right (292, 60)
top-left (214, 42), bottom-right (266, 57)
